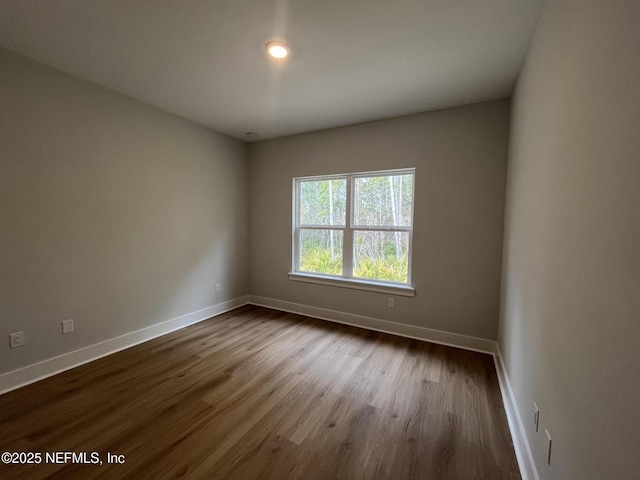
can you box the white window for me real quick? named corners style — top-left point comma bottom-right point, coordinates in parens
top-left (290, 168), bottom-right (415, 296)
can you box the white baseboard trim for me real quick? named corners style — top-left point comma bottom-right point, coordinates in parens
top-left (0, 296), bottom-right (250, 395)
top-left (248, 295), bottom-right (496, 355)
top-left (494, 344), bottom-right (539, 480)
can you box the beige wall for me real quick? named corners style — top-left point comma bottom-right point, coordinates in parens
top-left (0, 48), bottom-right (249, 374)
top-left (249, 100), bottom-right (510, 340)
top-left (499, 1), bottom-right (640, 478)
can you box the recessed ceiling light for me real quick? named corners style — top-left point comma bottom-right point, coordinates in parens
top-left (265, 41), bottom-right (290, 60)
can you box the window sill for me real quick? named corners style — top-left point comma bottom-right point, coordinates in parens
top-left (288, 272), bottom-right (415, 297)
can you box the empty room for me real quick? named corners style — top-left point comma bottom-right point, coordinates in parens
top-left (0, 1), bottom-right (638, 479)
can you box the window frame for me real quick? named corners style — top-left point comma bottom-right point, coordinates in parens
top-left (290, 168), bottom-right (415, 297)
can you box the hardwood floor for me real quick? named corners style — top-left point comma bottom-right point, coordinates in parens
top-left (0, 305), bottom-right (520, 479)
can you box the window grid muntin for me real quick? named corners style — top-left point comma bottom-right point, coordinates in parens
top-left (294, 168), bottom-right (414, 286)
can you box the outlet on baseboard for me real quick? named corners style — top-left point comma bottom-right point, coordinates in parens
top-left (62, 319), bottom-right (74, 334)
top-left (9, 331), bottom-right (25, 349)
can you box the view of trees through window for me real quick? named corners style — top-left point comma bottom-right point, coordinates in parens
top-left (299, 178), bottom-right (346, 276)
top-left (296, 171), bottom-right (414, 284)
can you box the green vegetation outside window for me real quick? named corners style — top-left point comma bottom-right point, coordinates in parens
top-left (293, 169), bottom-right (414, 285)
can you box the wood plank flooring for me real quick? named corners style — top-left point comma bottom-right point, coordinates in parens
top-left (0, 305), bottom-right (520, 479)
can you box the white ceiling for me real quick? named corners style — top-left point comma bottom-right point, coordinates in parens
top-left (0, 0), bottom-right (542, 141)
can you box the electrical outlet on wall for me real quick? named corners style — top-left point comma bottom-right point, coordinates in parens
top-left (9, 331), bottom-right (25, 348)
top-left (215, 283), bottom-right (221, 293)
top-left (388, 297), bottom-right (395, 308)
top-left (62, 319), bottom-right (74, 334)
top-left (533, 402), bottom-right (540, 432)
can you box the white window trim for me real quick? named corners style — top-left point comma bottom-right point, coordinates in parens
top-left (288, 272), bottom-right (415, 297)
top-left (291, 168), bottom-right (415, 296)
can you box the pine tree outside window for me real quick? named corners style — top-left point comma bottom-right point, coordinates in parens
top-left (290, 169), bottom-right (415, 296)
